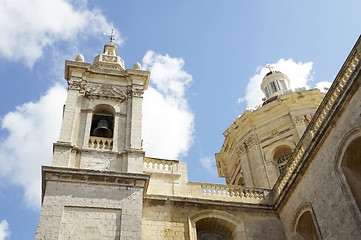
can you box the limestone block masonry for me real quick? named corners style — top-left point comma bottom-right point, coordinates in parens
top-left (36, 166), bottom-right (150, 240)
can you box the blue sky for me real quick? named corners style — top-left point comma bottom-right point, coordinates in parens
top-left (0, 0), bottom-right (360, 239)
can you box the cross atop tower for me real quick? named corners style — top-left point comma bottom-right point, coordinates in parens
top-left (266, 64), bottom-right (274, 73)
top-left (107, 28), bottom-right (116, 43)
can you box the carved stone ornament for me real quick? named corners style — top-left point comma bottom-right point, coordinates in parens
top-left (86, 154), bottom-right (113, 171)
top-left (132, 89), bottom-right (144, 98)
top-left (293, 114), bottom-right (313, 126)
top-left (102, 55), bottom-right (117, 62)
top-left (85, 83), bottom-right (126, 101)
top-left (68, 80), bottom-right (82, 90)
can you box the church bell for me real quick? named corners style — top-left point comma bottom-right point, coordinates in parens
top-left (92, 119), bottom-right (112, 138)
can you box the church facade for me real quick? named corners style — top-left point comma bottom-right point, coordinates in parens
top-left (36, 36), bottom-right (361, 239)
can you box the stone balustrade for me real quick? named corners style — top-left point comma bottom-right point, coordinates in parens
top-left (274, 45), bottom-right (361, 195)
top-left (143, 157), bottom-right (178, 174)
top-left (199, 183), bottom-right (269, 201)
top-left (88, 136), bottom-right (113, 150)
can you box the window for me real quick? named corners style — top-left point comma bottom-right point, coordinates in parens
top-left (277, 152), bottom-right (291, 173)
top-left (265, 86), bottom-right (271, 98)
top-left (273, 146), bottom-right (292, 174)
top-left (279, 80), bottom-right (287, 90)
top-left (270, 81), bottom-right (278, 93)
top-left (341, 137), bottom-right (361, 210)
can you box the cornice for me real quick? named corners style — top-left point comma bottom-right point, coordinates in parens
top-left (41, 166), bottom-right (150, 202)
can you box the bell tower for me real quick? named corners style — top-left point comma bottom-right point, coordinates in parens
top-left (53, 42), bottom-right (149, 173)
top-left (36, 42), bottom-right (151, 240)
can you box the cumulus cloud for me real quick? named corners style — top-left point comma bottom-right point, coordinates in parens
top-left (142, 51), bottom-right (194, 159)
top-left (199, 156), bottom-right (217, 174)
top-left (239, 59), bottom-right (314, 107)
top-left (0, 0), bottom-right (121, 67)
top-left (0, 220), bottom-right (10, 240)
top-left (0, 84), bottom-right (67, 209)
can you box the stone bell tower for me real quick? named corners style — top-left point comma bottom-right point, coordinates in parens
top-left (36, 42), bottom-right (151, 240)
top-left (53, 42), bottom-right (149, 173)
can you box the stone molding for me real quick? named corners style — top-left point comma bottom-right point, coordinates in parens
top-left (236, 134), bottom-right (257, 156)
top-left (41, 166), bottom-right (150, 201)
top-left (144, 194), bottom-right (274, 210)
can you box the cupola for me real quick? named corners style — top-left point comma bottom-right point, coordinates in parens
top-left (261, 66), bottom-right (290, 99)
top-left (92, 42), bottom-right (125, 70)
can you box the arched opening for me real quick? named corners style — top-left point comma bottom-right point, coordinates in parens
top-left (90, 105), bottom-right (115, 138)
top-left (188, 210), bottom-right (242, 240)
top-left (341, 137), bottom-right (361, 210)
top-left (295, 211), bottom-right (320, 240)
top-left (291, 203), bottom-right (322, 240)
top-left (237, 177), bottom-right (245, 186)
top-left (196, 218), bottom-right (231, 240)
top-left (273, 146), bottom-right (292, 174)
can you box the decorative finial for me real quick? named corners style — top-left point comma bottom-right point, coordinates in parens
top-left (107, 28), bottom-right (117, 43)
top-left (266, 64), bottom-right (274, 73)
top-left (133, 62), bottom-right (141, 70)
top-left (75, 54), bottom-right (84, 62)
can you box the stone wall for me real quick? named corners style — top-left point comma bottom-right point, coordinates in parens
top-left (36, 167), bottom-right (149, 240)
top-left (278, 76), bottom-right (361, 239)
top-left (142, 197), bottom-right (285, 240)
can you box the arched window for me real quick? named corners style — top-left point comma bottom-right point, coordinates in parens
top-left (341, 136), bottom-right (361, 211)
top-left (295, 211), bottom-right (320, 240)
top-left (273, 146), bottom-right (292, 174)
top-left (291, 203), bottom-right (322, 240)
top-left (277, 152), bottom-right (291, 173)
top-left (90, 105), bottom-right (115, 138)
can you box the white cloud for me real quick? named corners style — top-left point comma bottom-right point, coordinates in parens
top-left (142, 51), bottom-right (194, 159)
top-left (0, 220), bottom-right (10, 240)
top-left (0, 0), bottom-right (121, 67)
top-left (0, 84), bottom-right (67, 209)
top-left (316, 81), bottom-right (332, 93)
top-left (240, 59), bottom-right (314, 107)
top-left (199, 156), bottom-right (217, 174)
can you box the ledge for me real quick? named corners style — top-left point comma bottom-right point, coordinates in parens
top-left (144, 194), bottom-right (275, 211)
top-left (41, 166), bottom-right (150, 202)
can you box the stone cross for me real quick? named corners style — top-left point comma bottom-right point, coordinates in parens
top-left (266, 64), bottom-right (274, 72)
